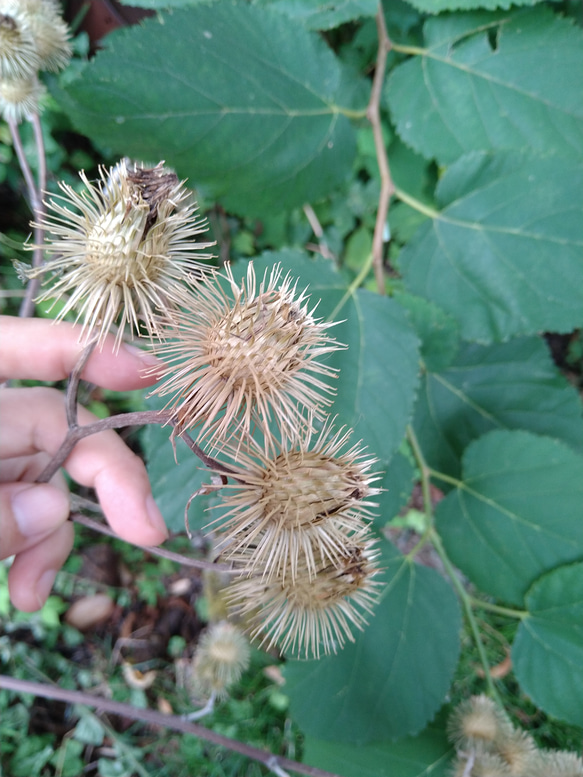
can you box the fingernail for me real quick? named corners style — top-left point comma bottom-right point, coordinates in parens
top-left (36, 569), bottom-right (57, 607)
top-left (145, 494), bottom-right (168, 540)
top-left (11, 485), bottom-right (69, 538)
top-left (122, 343), bottom-right (161, 370)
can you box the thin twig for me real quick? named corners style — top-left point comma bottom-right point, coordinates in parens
top-left (70, 513), bottom-right (238, 574)
top-left (7, 118), bottom-right (40, 213)
top-left (367, 6), bottom-right (394, 295)
top-left (65, 339), bottom-right (97, 427)
top-left (303, 204), bottom-right (335, 261)
top-left (36, 409), bottom-right (175, 483)
top-left (0, 675), bottom-right (345, 777)
top-left (174, 426), bottom-right (236, 477)
top-left (406, 427), bottom-right (502, 703)
top-left (14, 110), bottom-right (48, 317)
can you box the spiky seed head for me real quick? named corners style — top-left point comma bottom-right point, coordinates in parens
top-left (24, 160), bottom-right (215, 350)
top-left (448, 695), bottom-right (513, 751)
top-left (0, 73), bottom-right (44, 121)
top-left (451, 752), bottom-right (512, 777)
top-left (150, 261), bottom-right (342, 451)
top-left (495, 728), bottom-right (537, 775)
top-left (226, 536), bottom-right (381, 659)
top-left (210, 422), bottom-right (380, 582)
top-left (0, 10), bottom-right (39, 80)
top-left (1, 0), bottom-right (71, 72)
top-left (190, 621), bottom-right (250, 699)
top-left (530, 749), bottom-right (583, 777)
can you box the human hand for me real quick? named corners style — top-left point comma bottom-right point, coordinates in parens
top-left (0, 316), bottom-right (168, 612)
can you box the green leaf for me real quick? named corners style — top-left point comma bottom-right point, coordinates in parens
top-left (375, 450), bottom-right (415, 528)
top-left (404, 0), bottom-right (546, 12)
top-left (304, 719), bottom-right (453, 777)
top-left (413, 337), bottom-right (583, 479)
top-left (284, 543), bottom-right (462, 743)
top-left (398, 151), bottom-right (583, 343)
top-left (58, 4), bottom-right (368, 217)
top-left (386, 8), bottom-right (583, 163)
top-left (143, 395), bottom-right (217, 534)
top-left (395, 294), bottom-right (460, 373)
top-left (254, 0), bottom-right (378, 30)
top-left (435, 431), bottom-right (583, 605)
top-left (512, 562), bottom-right (583, 727)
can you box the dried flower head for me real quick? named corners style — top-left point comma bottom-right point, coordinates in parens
top-left (210, 423), bottom-right (379, 582)
top-left (451, 752), bottom-right (512, 777)
top-left (496, 728), bottom-right (537, 775)
top-left (150, 261), bottom-right (341, 450)
top-left (226, 536), bottom-right (380, 659)
top-left (530, 749), bottom-right (583, 777)
top-left (190, 621), bottom-right (250, 699)
top-left (448, 695), bottom-right (512, 751)
top-left (0, 72), bottom-right (44, 121)
top-left (25, 160), bottom-right (215, 349)
top-left (0, 10), bottom-right (39, 80)
top-left (1, 0), bottom-right (71, 72)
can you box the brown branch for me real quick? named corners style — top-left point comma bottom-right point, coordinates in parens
top-left (0, 675), bottom-right (345, 777)
top-left (70, 513), bottom-right (238, 574)
top-left (367, 5), bottom-right (394, 296)
top-left (36, 409), bottom-right (175, 483)
top-left (65, 339), bottom-right (97, 427)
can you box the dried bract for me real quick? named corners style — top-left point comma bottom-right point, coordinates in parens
top-left (0, 73), bottom-right (44, 121)
top-left (25, 160), bottom-right (215, 349)
top-left (190, 621), bottom-right (250, 699)
top-left (151, 261), bottom-right (342, 450)
top-left (226, 537), bottom-right (381, 659)
top-left (1, 0), bottom-right (71, 72)
top-left (210, 423), bottom-right (379, 582)
top-left (0, 10), bottom-right (39, 80)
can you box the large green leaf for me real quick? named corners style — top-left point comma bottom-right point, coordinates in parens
top-left (58, 4), bottom-right (368, 216)
top-left (413, 337), bottom-right (583, 480)
top-left (512, 562), bottom-right (583, 726)
top-left (386, 8), bottom-right (583, 163)
top-left (142, 395), bottom-right (218, 534)
top-left (395, 294), bottom-right (460, 373)
top-left (398, 152), bottom-right (583, 343)
top-left (284, 543), bottom-right (462, 742)
top-left (304, 718), bottom-right (452, 777)
top-left (254, 0), bottom-right (378, 30)
top-left (404, 0), bottom-right (547, 13)
top-left (144, 250), bottom-right (420, 530)
top-left (435, 431), bottom-right (583, 605)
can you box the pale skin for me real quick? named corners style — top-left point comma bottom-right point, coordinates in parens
top-left (0, 316), bottom-right (168, 612)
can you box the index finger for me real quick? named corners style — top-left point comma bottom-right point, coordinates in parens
top-left (0, 316), bottom-right (160, 390)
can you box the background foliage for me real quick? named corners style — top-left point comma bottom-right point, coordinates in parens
top-left (2, 0), bottom-right (583, 774)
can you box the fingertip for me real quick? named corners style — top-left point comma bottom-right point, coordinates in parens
top-left (8, 522), bottom-right (74, 612)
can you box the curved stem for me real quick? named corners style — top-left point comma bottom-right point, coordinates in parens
top-left (431, 530), bottom-right (502, 703)
top-left (428, 468), bottom-right (462, 489)
top-left (468, 596), bottom-right (527, 621)
top-left (404, 425), bottom-right (433, 557)
top-left (35, 409), bottom-right (235, 484)
top-left (367, 5), bottom-right (394, 295)
top-left (11, 110), bottom-right (48, 317)
top-left (406, 428), bottom-right (501, 702)
top-left (7, 117), bottom-right (40, 213)
top-left (328, 251), bottom-right (374, 321)
top-left (394, 186), bottom-right (439, 220)
top-left (0, 675), bottom-right (343, 777)
top-left (70, 513), bottom-right (238, 574)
